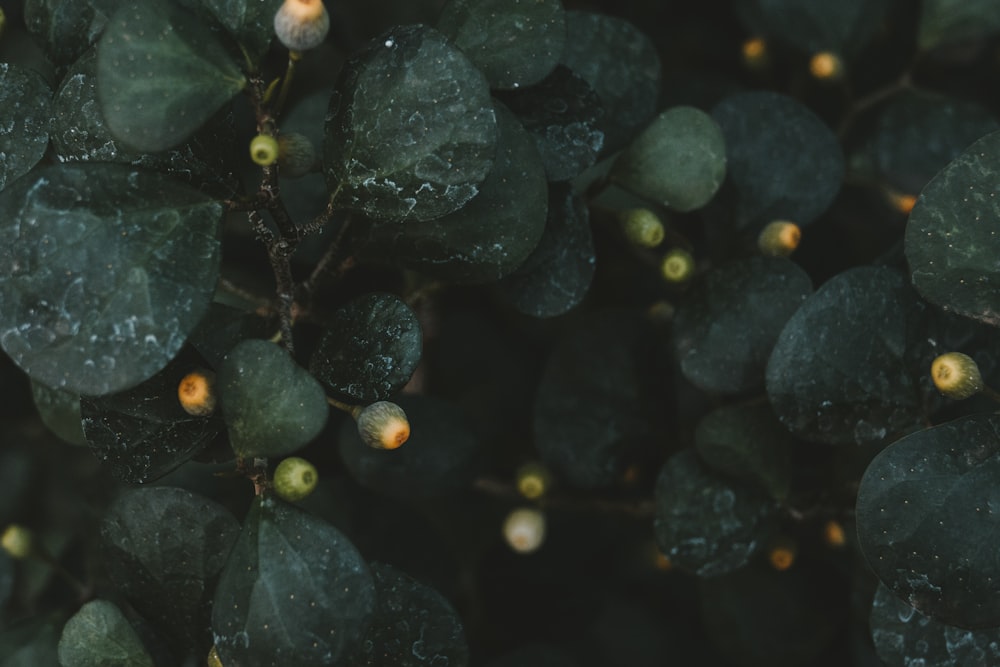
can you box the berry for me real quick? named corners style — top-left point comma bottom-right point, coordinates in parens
top-left (768, 536), bottom-right (796, 571)
top-left (619, 208), bottom-right (665, 248)
top-left (823, 520), bottom-right (846, 548)
top-left (250, 134), bottom-right (279, 166)
top-left (274, 0), bottom-right (330, 52)
top-left (931, 352), bottom-right (983, 400)
top-left (515, 462), bottom-right (551, 500)
top-left (503, 508), bottom-right (546, 554)
top-left (356, 401), bottom-right (410, 450)
top-left (273, 456), bottom-right (319, 502)
top-left (178, 369), bottom-right (216, 417)
top-left (1, 523), bottom-right (34, 559)
top-left (742, 37), bottom-right (768, 70)
top-left (809, 52), bottom-right (843, 81)
top-left (757, 220), bottom-right (801, 257)
top-left (660, 248), bottom-right (694, 283)
top-left (277, 132), bottom-right (318, 177)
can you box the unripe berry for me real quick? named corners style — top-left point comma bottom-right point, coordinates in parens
top-left (273, 456), bottom-right (319, 502)
top-left (178, 369), bottom-right (216, 417)
top-left (758, 220), bottom-right (801, 257)
top-left (660, 248), bottom-right (694, 284)
top-left (515, 462), bottom-right (551, 500)
top-left (503, 508), bottom-right (546, 554)
top-left (356, 401), bottom-right (410, 450)
top-left (274, 0), bottom-right (330, 52)
top-left (619, 208), bottom-right (665, 248)
top-left (277, 132), bottom-right (318, 177)
top-left (1, 523), bottom-right (34, 559)
top-left (250, 134), bottom-right (279, 166)
top-left (931, 352), bottom-right (983, 400)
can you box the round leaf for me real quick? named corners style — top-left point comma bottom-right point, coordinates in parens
top-left (611, 106), bottom-right (726, 212)
top-left (436, 0), bottom-right (565, 90)
top-left (905, 130), bottom-right (1000, 327)
top-left (57, 600), bottom-right (153, 667)
top-left (174, 0), bottom-right (281, 65)
top-left (217, 339), bottom-right (329, 459)
top-left (0, 63), bottom-right (51, 193)
top-left (97, 1), bottom-right (246, 152)
top-left (23, 0), bottom-right (122, 68)
top-left (212, 496), bottom-right (376, 666)
top-left (0, 163), bottom-right (223, 395)
top-left (31, 381), bottom-right (86, 446)
top-left (323, 24), bottom-right (497, 222)
top-left (857, 413), bottom-right (1000, 629)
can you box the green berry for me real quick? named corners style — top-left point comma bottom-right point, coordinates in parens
top-left (931, 352), bottom-right (983, 400)
top-left (273, 457), bottom-right (319, 501)
top-left (250, 134), bottom-right (279, 166)
top-left (274, 0), bottom-right (330, 52)
top-left (661, 248), bottom-right (695, 283)
top-left (1, 523), bottom-right (34, 559)
top-left (620, 208), bottom-right (665, 248)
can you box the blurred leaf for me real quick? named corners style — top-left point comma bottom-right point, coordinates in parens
top-left (0, 163), bottom-right (223, 395)
top-left (695, 402), bottom-right (794, 502)
top-left (100, 487), bottom-right (240, 652)
top-left (31, 380), bottom-right (86, 446)
top-left (711, 91), bottom-right (843, 230)
top-left (436, 0), bottom-right (565, 90)
top-left (497, 183), bottom-right (595, 317)
top-left (57, 600), bottom-right (154, 667)
top-left (674, 257), bottom-right (812, 394)
top-left (0, 619), bottom-right (62, 667)
top-left (559, 11), bottom-right (661, 153)
top-left (212, 496), bottom-right (376, 666)
top-left (81, 347), bottom-right (224, 483)
top-left (22, 0), bottom-right (122, 67)
top-left (175, 0), bottom-right (281, 64)
top-left (217, 339), bottom-right (328, 459)
top-left (0, 63), bottom-right (51, 192)
top-left (611, 106), bottom-right (726, 212)
top-left (323, 24), bottom-right (497, 222)
top-left (905, 130), bottom-right (1000, 327)
top-left (918, 0), bottom-right (1000, 51)
top-left (495, 66), bottom-right (605, 182)
top-left (338, 395), bottom-right (483, 498)
top-left (654, 449), bottom-right (775, 577)
top-left (352, 102), bottom-right (547, 283)
top-left (534, 310), bottom-right (652, 488)
top-left (344, 562), bottom-right (469, 667)
top-left (869, 581), bottom-right (1000, 666)
top-left (309, 292), bottom-right (422, 404)
top-left (97, 0), bottom-right (246, 152)
top-left (857, 413), bottom-right (1000, 629)
top-left (766, 266), bottom-right (926, 445)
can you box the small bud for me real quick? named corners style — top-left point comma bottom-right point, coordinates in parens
top-left (1, 524), bottom-right (34, 559)
top-left (277, 133), bottom-right (318, 177)
top-left (207, 645), bottom-right (224, 667)
top-left (503, 508), bottom-right (546, 554)
top-left (768, 536), bottom-right (797, 571)
top-left (274, 0), bottom-right (330, 52)
top-left (809, 51), bottom-right (843, 81)
top-left (742, 37), bottom-right (768, 70)
top-left (178, 370), bottom-right (217, 417)
top-left (619, 208), bottom-right (665, 248)
top-left (356, 401), bottom-right (410, 450)
top-left (931, 352), bottom-right (983, 400)
top-left (660, 248), bottom-right (695, 284)
top-left (823, 520), bottom-right (846, 548)
top-left (515, 462), bottom-right (551, 500)
top-left (250, 134), bottom-right (279, 166)
top-left (758, 220), bottom-right (801, 257)
top-left (273, 456), bottom-right (319, 502)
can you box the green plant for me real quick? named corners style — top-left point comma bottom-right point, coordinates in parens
top-left (4, 0), bottom-right (1000, 665)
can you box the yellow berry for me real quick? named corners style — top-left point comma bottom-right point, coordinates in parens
top-left (250, 134), bottom-right (279, 166)
top-left (1, 524), bottom-right (34, 559)
top-left (515, 462), bottom-right (551, 500)
top-left (503, 508), bottom-right (545, 554)
top-left (619, 208), bottom-right (665, 248)
top-left (207, 646), bottom-right (224, 667)
top-left (809, 52), bottom-right (843, 80)
top-left (660, 248), bottom-right (695, 283)
top-left (931, 352), bottom-right (983, 400)
top-left (758, 220), bottom-right (801, 257)
top-left (823, 519), bottom-right (846, 548)
top-left (273, 456), bottom-right (319, 502)
top-left (356, 401), bottom-right (410, 450)
top-left (274, 0), bottom-right (330, 52)
top-left (178, 370), bottom-right (216, 417)
top-left (277, 132), bottom-right (318, 177)
top-left (768, 537), bottom-right (797, 571)
top-left (742, 37), bottom-right (768, 70)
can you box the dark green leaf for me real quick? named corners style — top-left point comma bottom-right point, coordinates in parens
top-left (0, 163), bottom-right (223, 395)
top-left (869, 582), bottom-right (1000, 666)
top-left (675, 257), bottom-right (812, 394)
top-left (695, 402), bottom-right (794, 501)
top-left (344, 562), bottom-right (469, 667)
top-left (22, 0), bottom-right (122, 68)
top-left (559, 11), bottom-right (661, 153)
top-left (436, 0), bottom-right (565, 90)
top-left (534, 310), bottom-right (652, 488)
top-left (905, 130), bottom-right (1000, 327)
top-left (323, 24), bottom-right (497, 222)
top-left (81, 347), bottom-right (224, 483)
top-left (711, 91), bottom-right (843, 230)
top-left (654, 449), bottom-right (774, 577)
top-left (97, 1), bottom-right (246, 152)
top-left (212, 496), bottom-right (376, 667)
top-left (0, 63), bottom-right (51, 192)
top-left (494, 66), bottom-right (605, 182)
top-left (0, 619), bottom-right (61, 667)
top-left (100, 487), bottom-right (240, 652)
top-left (308, 293), bottom-right (421, 404)
top-left (857, 413), bottom-right (1000, 629)
top-left (736, 0), bottom-right (892, 59)
top-left (175, 0), bottom-right (281, 65)
top-left (31, 380), bottom-right (86, 446)
top-left (338, 395), bottom-right (482, 498)
top-left (918, 0), bottom-right (1000, 51)
top-left (57, 600), bottom-right (153, 667)
top-left (187, 302), bottom-right (270, 370)
top-left (766, 266), bottom-right (925, 445)
top-left (217, 339), bottom-right (329, 459)
top-left (611, 106), bottom-right (726, 212)
top-left (351, 102), bottom-right (547, 283)
top-left (497, 183), bottom-right (594, 318)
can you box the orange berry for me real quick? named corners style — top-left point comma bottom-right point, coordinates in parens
top-left (356, 401), bottom-right (410, 450)
top-left (178, 370), bottom-right (216, 417)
